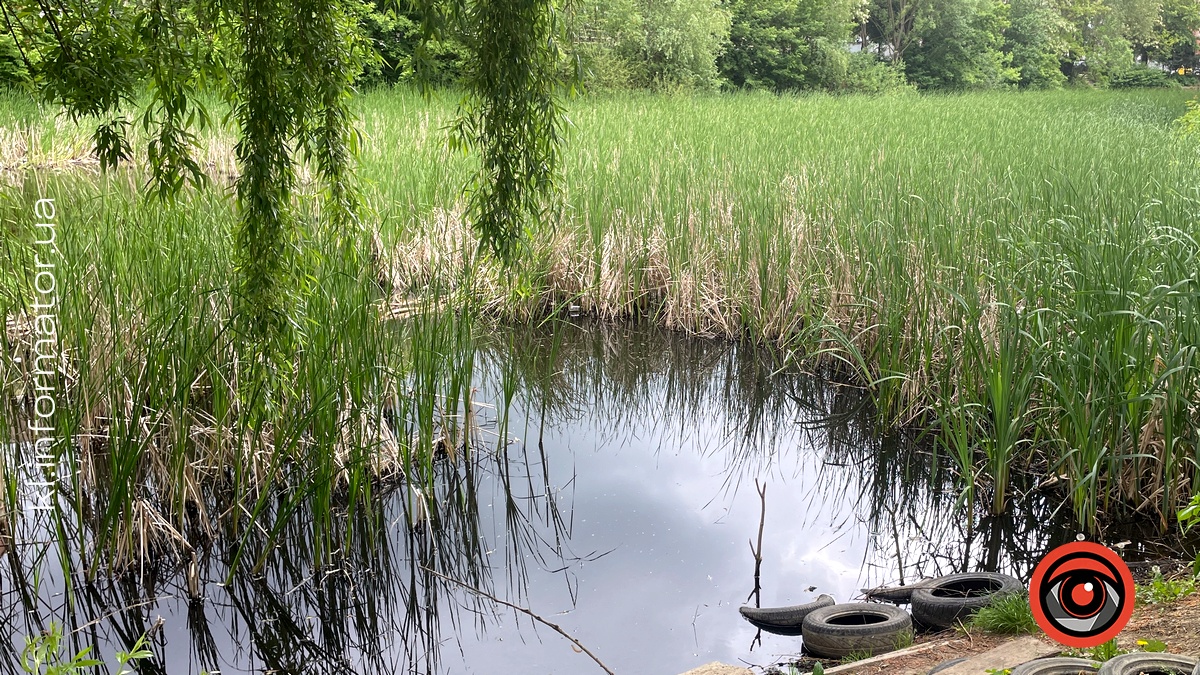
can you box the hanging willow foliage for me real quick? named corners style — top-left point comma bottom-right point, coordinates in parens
top-left (406, 0), bottom-right (574, 261)
top-left (3, 0), bottom-right (570, 400)
top-left (452, 0), bottom-right (571, 262)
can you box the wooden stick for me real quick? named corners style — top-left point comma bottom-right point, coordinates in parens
top-left (810, 639), bottom-right (959, 674)
top-left (422, 566), bottom-right (616, 675)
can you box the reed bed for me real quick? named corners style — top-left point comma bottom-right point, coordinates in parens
top-left (369, 88), bottom-right (1200, 532)
top-left (0, 169), bottom-right (480, 576)
top-left (1, 86), bottom-right (1198, 556)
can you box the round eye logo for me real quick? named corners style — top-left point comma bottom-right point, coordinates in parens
top-left (1029, 541), bottom-right (1135, 647)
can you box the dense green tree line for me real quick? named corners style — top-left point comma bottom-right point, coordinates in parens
top-left (349, 0), bottom-right (1199, 92)
top-left (2, 0), bottom-right (1197, 94)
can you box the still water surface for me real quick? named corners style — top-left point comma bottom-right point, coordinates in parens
top-left (1, 321), bottom-right (1077, 674)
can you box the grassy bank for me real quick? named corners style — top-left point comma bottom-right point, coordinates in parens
top-left (2, 87), bottom-right (1199, 549)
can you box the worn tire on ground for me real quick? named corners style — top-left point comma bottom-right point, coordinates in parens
top-left (1010, 657), bottom-right (1100, 674)
top-left (800, 603), bottom-right (913, 659)
top-left (1097, 653), bottom-right (1199, 675)
top-left (862, 578), bottom-right (938, 603)
top-left (909, 572), bottom-right (1023, 629)
top-left (928, 657), bottom-right (968, 673)
top-left (738, 594), bottom-right (835, 635)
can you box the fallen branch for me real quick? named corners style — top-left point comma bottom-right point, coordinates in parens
top-left (421, 566), bottom-right (615, 675)
top-left (68, 596), bottom-right (173, 634)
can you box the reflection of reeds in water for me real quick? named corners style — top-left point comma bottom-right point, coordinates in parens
top-left (0, 383), bottom-right (570, 674)
top-left (0, 295), bottom-right (1070, 673)
top-left (474, 320), bottom-right (875, 468)
top-left (474, 320), bottom-right (1074, 590)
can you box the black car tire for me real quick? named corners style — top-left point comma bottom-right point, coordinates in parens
top-left (910, 572), bottom-right (1023, 629)
top-left (800, 603), bottom-right (913, 658)
top-left (1097, 653), bottom-right (1199, 675)
top-left (1010, 657), bottom-right (1101, 674)
top-left (738, 594), bottom-right (836, 635)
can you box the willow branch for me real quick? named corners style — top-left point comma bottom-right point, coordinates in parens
top-left (421, 566), bottom-right (615, 675)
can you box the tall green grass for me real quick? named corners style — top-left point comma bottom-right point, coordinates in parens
top-left (0, 169), bottom-right (483, 581)
top-left (2, 86), bottom-right (1198, 555)
top-left (367, 88), bottom-right (1200, 530)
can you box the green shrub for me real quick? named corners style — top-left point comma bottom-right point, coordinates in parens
top-left (568, 0), bottom-right (731, 91)
top-left (1108, 67), bottom-right (1178, 89)
top-left (1086, 639), bottom-right (1126, 662)
top-left (838, 51), bottom-right (915, 94)
top-left (357, 5), bottom-right (467, 87)
top-left (1179, 100), bottom-right (1200, 138)
top-left (719, 0), bottom-right (852, 92)
top-left (0, 33), bottom-right (30, 87)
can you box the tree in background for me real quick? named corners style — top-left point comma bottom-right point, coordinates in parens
top-left (718, 0), bottom-right (857, 91)
top-left (4, 0), bottom-right (1190, 127)
top-left (903, 0), bottom-right (1016, 89)
top-left (1055, 0), bottom-right (1131, 84)
top-left (358, 1), bottom-right (468, 86)
top-left (1112, 0), bottom-right (1163, 61)
top-left (1004, 0), bottom-right (1070, 87)
top-left (564, 0), bottom-right (643, 88)
top-left (0, 33), bottom-right (26, 86)
top-left (3, 0), bottom-right (569, 404)
top-left (565, 0), bottom-right (731, 90)
top-left (864, 0), bottom-right (926, 61)
top-left (1149, 0), bottom-right (1200, 71)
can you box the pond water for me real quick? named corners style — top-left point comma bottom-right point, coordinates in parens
top-left (0, 321), bottom-right (1109, 674)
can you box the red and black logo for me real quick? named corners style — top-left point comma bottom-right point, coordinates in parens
top-left (1029, 541), bottom-right (1135, 648)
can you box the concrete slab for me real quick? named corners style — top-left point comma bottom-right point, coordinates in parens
top-left (935, 636), bottom-right (1060, 675)
top-left (677, 662), bottom-right (753, 675)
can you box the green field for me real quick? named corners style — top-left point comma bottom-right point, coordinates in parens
top-left (1, 88), bottom-right (1198, 557)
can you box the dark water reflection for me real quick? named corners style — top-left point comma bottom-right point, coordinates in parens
top-left (1, 321), bottom-right (1092, 674)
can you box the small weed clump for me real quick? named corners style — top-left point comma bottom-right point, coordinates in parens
top-left (839, 649), bottom-right (875, 664)
top-left (968, 592), bottom-right (1039, 634)
top-left (1061, 638), bottom-right (1168, 663)
top-left (1138, 566), bottom-right (1197, 605)
top-left (1134, 638), bottom-right (1169, 652)
top-left (1080, 639), bottom-right (1126, 662)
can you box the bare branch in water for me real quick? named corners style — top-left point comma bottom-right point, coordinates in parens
top-left (421, 566), bottom-right (615, 675)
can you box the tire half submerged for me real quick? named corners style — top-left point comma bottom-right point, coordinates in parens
top-left (738, 594), bottom-right (835, 635)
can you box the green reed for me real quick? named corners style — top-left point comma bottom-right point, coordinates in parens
top-left (2, 85), bottom-right (1199, 547)
top-left (367, 88), bottom-right (1200, 531)
top-left (0, 169), bottom-right (483, 580)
